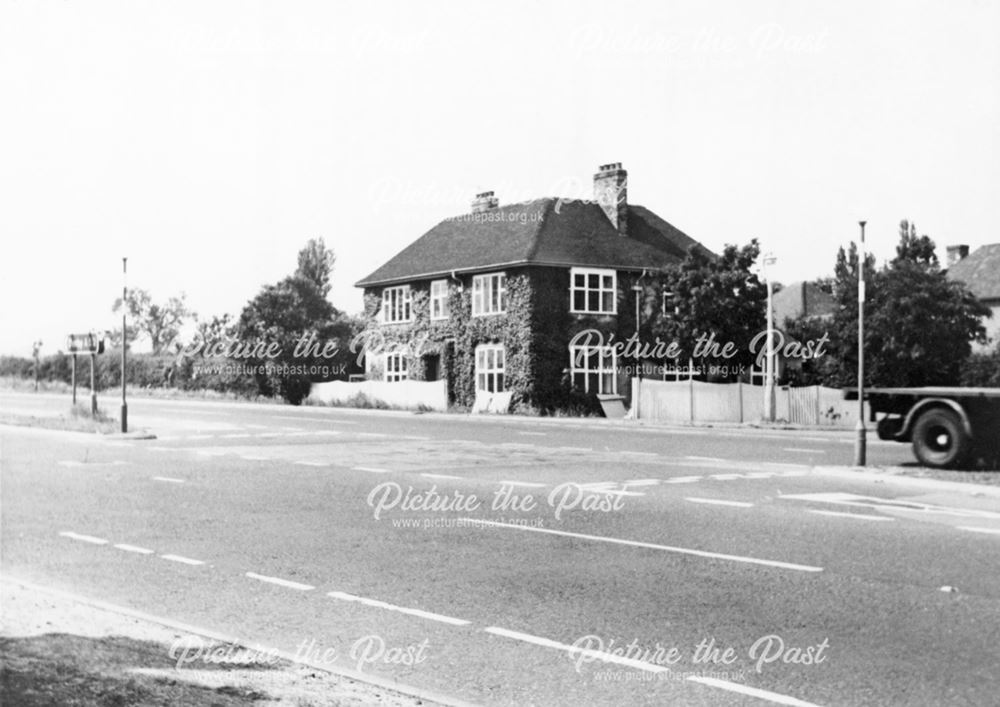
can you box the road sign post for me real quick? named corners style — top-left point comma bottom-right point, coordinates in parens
top-left (71, 354), bottom-right (77, 405)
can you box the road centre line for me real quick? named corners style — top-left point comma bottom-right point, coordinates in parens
top-left (245, 572), bottom-right (315, 591)
top-left (357, 432), bottom-right (388, 438)
top-left (686, 455), bottom-right (724, 462)
top-left (484, 626), bottom-right (668, 673)
top-left (808, 510), bottom-right (894, 522)
top-left (152, 476), bottom-right (186, 483)
top-left (160, 554), bottom-right (205, 566)
top-left (402, 435), bottom-right (431, 440)
top-left (327, 591), bottom-right (470, 626)
top-left (624, 479), bottom-right (661, 486)
top-left (500, 480), bottom-right (547, 488)
top-left (783, 447), bottom-right (826, 453)
top-left (518, 431), bottom-right (547, 436)
top-left (59, 531), bottom-right (108, 545)
top-left (556, 446), bottom-right (592, 453)
top-left (686, 497), bottom-right (754, 508)
top-left (664, 476), bottom-right (703, 483)
top-left (957, 526), bottom-right (1000, 536)
top-left (421, 473), bottom-right (464, 480)
top-left (710, 473), bottom-right (741, 480)
top-left (354, 466), bottom-right (391, 473)
top-left (294, 461), bottom-right (331, 467)
top-left (688, 676), bottom-right (821, 707)
top-left (114, 543), bottom-right (155, 554)
top-left (461, 519), bottom-right (823, 572)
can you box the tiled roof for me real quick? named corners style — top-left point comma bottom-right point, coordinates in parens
top-left (772, 281), bottom-right (837, 324)
top-left (356, 199), bottom-right (711, 287)
top-left (947, 244), bottom-right (1000, 301)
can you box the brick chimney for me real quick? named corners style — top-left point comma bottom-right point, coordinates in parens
top-left (593, 163), bottom-right (628, 235)
top-left (946, 244), bottom-right (969, 268)
top-left (471, 190), bottom-right (499, 214)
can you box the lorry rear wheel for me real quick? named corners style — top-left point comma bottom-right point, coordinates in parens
top-left (911, 408), bottom-right (971, 469)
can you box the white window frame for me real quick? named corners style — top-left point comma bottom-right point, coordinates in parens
top-left (472, 273), bottom-right (506, 316)
top-left (381, 285), bottom-right (412, 323)
top-left (384, 352), bottom-right (408, 382)
top-left (430, 279), bottom-right (450, 321)
top-left (569, 344), bottom-right (617, 395)
top-left (570, 267), bottom-right (617, 315)
top-left (475, 344), bottom-right (505, 393)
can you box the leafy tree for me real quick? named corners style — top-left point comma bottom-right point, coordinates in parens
top-left (650, 240), bottom-right (768, 379)
top-left (111, 289), bottom-right (193, 353)
top-left (236, 241), bottom-right (358, 404)
top-left (960, 341), bottom-right (1000, 387)
top-left (821, 228), bottom-right (987, 387)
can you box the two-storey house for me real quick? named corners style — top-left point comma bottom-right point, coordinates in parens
top-left (355, 163), bottom-right (713, 413)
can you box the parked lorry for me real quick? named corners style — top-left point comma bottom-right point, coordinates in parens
top-left (844, 387), bottom-right (1000, 469)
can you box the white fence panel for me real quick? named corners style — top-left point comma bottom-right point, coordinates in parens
top-left (308, 379), bottom-right (448, 411)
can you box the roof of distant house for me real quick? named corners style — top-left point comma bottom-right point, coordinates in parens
top-left (947, 243), bottom-right (1000, 301)
top-left (772, 281), bottom-right (837, 324)
top-left (356, 198), bottom-right (711, 287)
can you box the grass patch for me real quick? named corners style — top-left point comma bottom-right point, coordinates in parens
top-left (0, 404), bottom-right (119, 434)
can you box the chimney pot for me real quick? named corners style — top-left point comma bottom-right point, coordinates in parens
top-left (593, 162), bottom-right (628, 236)
top-left (946, 244), bottom-right (970, 268)
top-left (471, 190), bottom-right (499, 213)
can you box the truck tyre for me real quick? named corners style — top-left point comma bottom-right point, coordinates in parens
top-left (911, 408), bottom-right (971, 469)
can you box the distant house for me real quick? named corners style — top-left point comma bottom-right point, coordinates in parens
top-left (772, 281), bottom-right (837, 326)
top-left (946, 243), bottom-right (1000, 350)
top-left (354, 163), bottom-right (713, 412)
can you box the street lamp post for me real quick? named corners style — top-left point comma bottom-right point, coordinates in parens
top-left (854, 222), bottom-right (867, 466)
top-left (762, 253), bottom-right (777, 422)
top-left (121, 257), bottom-right (128, 433)
top-left (631, 281), bottom-right (643, 418)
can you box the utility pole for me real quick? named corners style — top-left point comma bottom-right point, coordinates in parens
top-left (854, 221), bottom-right (867, 466)
top-left (121, 257), bottom-right (128, 433)
top-left (762, 253), bottom-right (777, 422)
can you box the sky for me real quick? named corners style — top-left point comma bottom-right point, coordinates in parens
top-left (1, 0), bottom-right (998, 356)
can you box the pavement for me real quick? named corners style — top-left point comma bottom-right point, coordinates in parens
top-left (2, 390), bottom-right (999, 706)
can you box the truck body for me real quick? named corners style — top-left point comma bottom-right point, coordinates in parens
top-left (844, 387), bottom-right (1000, 469)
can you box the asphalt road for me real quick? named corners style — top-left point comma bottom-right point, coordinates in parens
top-left (2, 392), bottom-right (999, 706)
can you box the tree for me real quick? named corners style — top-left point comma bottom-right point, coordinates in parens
top-left (235, 240), bottom-right (356, 404)
top-left (111, 289), bottom-right (193, 353)
top-left (650, 240), bottom-right (769, 379)
top-left (820, 228), bottom-right (987, 387)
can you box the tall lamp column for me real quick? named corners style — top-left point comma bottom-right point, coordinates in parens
top-left (854, 222), bottom-right (867, 466)
top-left (121, 257), bottom-right (128, 433)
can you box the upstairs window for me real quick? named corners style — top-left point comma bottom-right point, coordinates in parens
top-left (571, 268), bottom-right (616, 314)
top-left (382, 286), bottom-right (412, 323)
top-left (430, 279), bottom-right (450, 321)
top-left (472, 273), bottom-right (506, 316)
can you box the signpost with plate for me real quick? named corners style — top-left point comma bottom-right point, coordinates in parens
top-left (66, 332), bottom-right (105, 414)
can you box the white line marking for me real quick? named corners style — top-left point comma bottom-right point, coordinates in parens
top-left (421, 473), bottom-right (463, 480)
top-left (664, 476), bottom-right (702, 484)
top-left (808, 510), bottom-right (894, 522)
top-left (957, 526), bottom-right (1000, 536)
top-left (556, 446), bottom-right (592, 453)
top-left (518, 431), bottom-right (547, 436)
top-left (357, 432), bottom-right (388, 438)
top-left (402, 435), bottom-right (430, 441)
top-left (499, 481), bottom-right (548, 488)
top-left (620, 451), bottom-right (658, 457)
top-left (778, 470), bottom-right (809, 477)
top-left (688, 676), bottom-right (821, 706)
top-left (709, 473), bottom-right (741, 480)
top-left (354, 466), bottom-right (391, 474)
top-left (58, 460), bottom-right (129, 467)
top-left (484, 626), bottom-right (668, 673)
top-left (742, 472), bottom-right (775, 479)
top-left (461, 519), bottom-right (822, 572)
top-left (327, 591), bottom-right (470, 626)
top-left (782, 447), bottom-right (825, 453)
top-left (240, 455), bottom-right (270, 461)
top-left (293, 461), bottom-right (331, 467)
top-left (686, 455), bottom-right (724, 462)
top-left (114, 543), bottom-right (155, 554)
top-left (160, 554), bottom-right (205, 566)
top-left (245, 572), bottom-right (314, 591)
top-left (152, 476), bottom-right (185, 484)
top-left (624, 479), bottom-right (661, 486)
top-left (686, 497), bottom-right (754, 508)
top-left (59, 531), bottom-right (108, 545)
top-left (221, 433), bottom-right (252, 439)
top-left (188, 434), bottom-right (215, 440)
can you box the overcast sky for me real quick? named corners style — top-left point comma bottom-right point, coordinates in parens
top-left (1, 0), bottom-right (997, 356)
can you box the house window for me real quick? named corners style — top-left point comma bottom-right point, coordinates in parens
top-left (571, 268), bottom-right (616, 314)
top-left (472, 273), bottom-right (506, 316)
top-left (569, 345), bottom-right (617, 395)
top-left (475, 344), bottom-right (505, 393)
top-left (385, 352), bottom-right (408, 382)
top-left (382, 286), bottom-right (412, 323)
top-left (430, 279), bottom-right (449, 321)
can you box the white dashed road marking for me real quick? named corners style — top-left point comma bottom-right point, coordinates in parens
top-left (664, 476), bottom-right (702, 484)
top-left (958, 526), bottom-right (1000, 536)
top-left (245, 572), bottom-right (315, 591)
top-left (327, 591), bottom-right (470, 626)
top-left (160, 554), bottom-right (205, 566)
top-left (686, 455), bottom-right (724, 462)
top-left (783, 447), bottom-right (825, 454)
top-left (688, 676), bottom-right (822, 707)
top-left (293, 461), bottom-right (330, 467)
top-left (421, 473), bottom-right (463, 481)
top-left (710, 473), bottom-right (742, 480)
top-left (485, 626), bottom-right (668, 673)
top-left (114, 543), bottom-right (155, 554)
top-left (500, 481), bottom-right (547, 488)
top-left (354, 466), bottom-right (391, 474)
top-left (463, 519), bottom-right (823, 572)
top-left (59, 531), bottom-right (108, 545)
top-left (518, 431), bottom-right (547, 436)
top-left (152, 476), bottom-right (185, 484)
top-left (686, 497), bottom-right (754, 508)
top-left (808, 510), bottom-right (894, 522)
